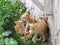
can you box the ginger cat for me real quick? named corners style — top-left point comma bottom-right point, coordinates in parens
top-left (26, 16), bottom-right (49, 42)
top-left (29, 23), bottom-right (48, 42)
top-left (21, 12), bottom-right (49, 42)
top-left (21, 12), bottom-right (38, 23)
top-left (21, 12), bottom-right (38, 32)
top-left (14, 20), bottom-right (25, 36)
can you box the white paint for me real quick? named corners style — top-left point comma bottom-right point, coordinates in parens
top-left (25, 0), bottom-right (60, 45)
top-left (53, 0), bottom-right (60, 45)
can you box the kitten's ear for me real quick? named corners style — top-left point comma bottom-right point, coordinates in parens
top-left (25, 12), bottom-right (29, 16)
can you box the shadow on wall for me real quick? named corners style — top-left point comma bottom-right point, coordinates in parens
top-left (44, 40), bottom-right (53, 45)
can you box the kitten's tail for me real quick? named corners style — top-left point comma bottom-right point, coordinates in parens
top-left (39, 16), bottom-right (50, 42)
top-left (39, 16), bottom-right (48, 25)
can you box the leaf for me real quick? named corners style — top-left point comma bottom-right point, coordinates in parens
top-left (28, 41), bottom-right (34, 45)
top-left (4, 38), bottom-right (18, 45)
top-left (0, 0), bottom-right (26, 43)
top-left (0, 38), bottom-right (4, 45)
top-left (34, 39), bottom-right (43, 45)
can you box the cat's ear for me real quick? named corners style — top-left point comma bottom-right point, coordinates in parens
top-left (24, 12), bottom-right (29, 16)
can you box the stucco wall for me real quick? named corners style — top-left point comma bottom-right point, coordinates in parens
top-left (53, 0), bottom-right (60, 45)
top-left (26, 0), bottom-right (60, 45)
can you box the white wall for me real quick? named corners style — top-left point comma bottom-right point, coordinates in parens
top-left (26, 0), bottom-right (60, 45)
top-left (53, 0), bottom-right (60, 45)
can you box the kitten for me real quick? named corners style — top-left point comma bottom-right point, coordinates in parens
top-left (14, 20), bottom-right (25, 36)
top-left (27, 16), bottom-right (49, 42)
top-left (21, 13), bottom-right (49, 42)
top-left (21, 12), bottom-right (38, 32)
top-left (29, 23), bottom-right (48, 42)
top-left (21, 12), bottom-right (38, 23)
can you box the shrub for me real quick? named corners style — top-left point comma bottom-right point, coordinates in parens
top-left (0, 0), bottom-right (26, 44)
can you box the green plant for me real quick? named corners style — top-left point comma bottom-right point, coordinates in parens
top-left (0, 26), bottom-right (18, 45)
top-left (0, 0), bottom-right (26, 42)
top-left (0, 37), bottom-right (18, 45)
top-left (4, 38), bottom-right (18, 45)
top-left (0, 35), bottom-right (4, 45)
top-left (26, 39), bottom-right (43, 45)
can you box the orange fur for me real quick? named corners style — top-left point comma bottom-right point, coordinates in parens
top-left (21, 13), bottom-right (49, 42)
top-left (21, 12), bottom-right (38, 32)
top-left (27, 16), bottom-right (49, 42)
top-left (21, 12), bottom-right (37, 23)
top-left (14, 20), bottom-right (25, 36)
top-left (39, 16), bottom-right (48, 26)
top-left (29, 23), bottom-right (48, 42)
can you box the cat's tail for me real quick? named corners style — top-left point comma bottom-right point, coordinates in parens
top-left (39, 16), bottom-right (48, 25)
top-left (39, 16), bottom-right (50, 42)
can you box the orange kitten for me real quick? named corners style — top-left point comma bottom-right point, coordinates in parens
top-left (21, 12), bottom-right (38, 23)
top-left (21, 12), bottom-right (38, 32)
top-left (28, 16), bottom-right (49, 42)
top-left (21, 13), bottom-right (49, 42)
top-left (14, 20), bottom-right (25, 36)
top-left (29, 23), bottom-right (48, 42)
